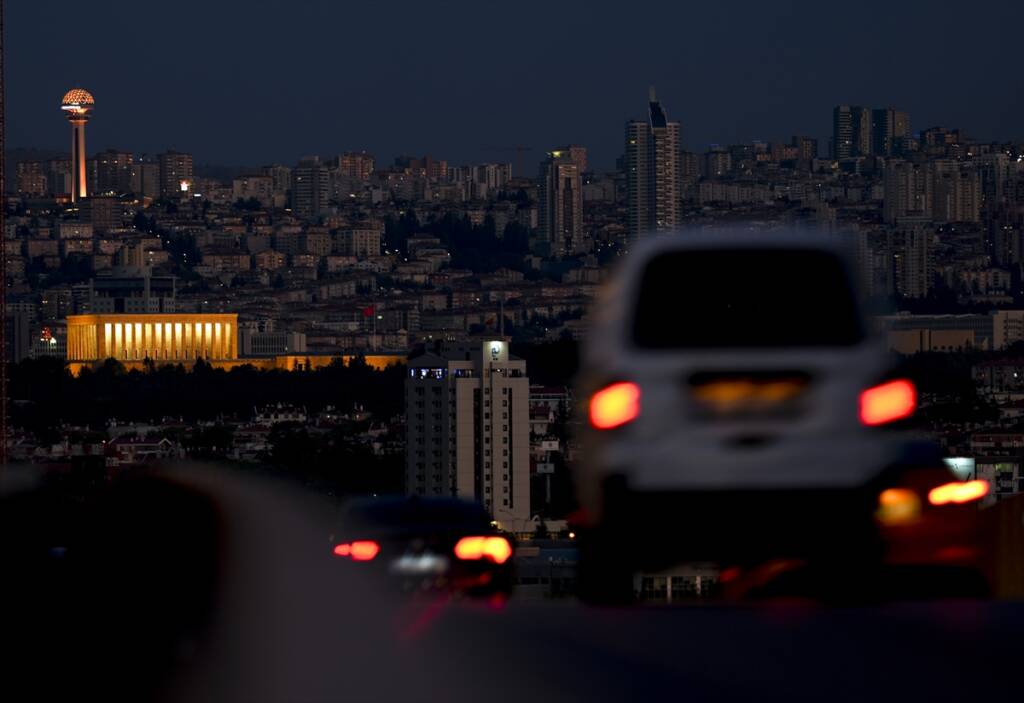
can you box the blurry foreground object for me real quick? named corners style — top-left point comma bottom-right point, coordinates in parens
top-left (573, 230), bottom-right (989, 603)
top-left (0, 464), bottom-right (513, 701)
top-left (329, 496), bottom-right (515, 597)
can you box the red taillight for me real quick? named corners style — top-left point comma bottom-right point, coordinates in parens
top-left (589, 382), bottom-right (641, 430)
top-left (333, 540), bottom-right (380, 561)
top-left (453, 535), bottom-right (512, 564)
top-left (876, 487), bottom-right (922, 525)
top-left (928, 480), bottom-right (989, 506)
top-left (859, 379), bottom-right (916, 426)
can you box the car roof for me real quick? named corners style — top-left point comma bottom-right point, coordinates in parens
top-left (624, 228), bottom-right (848, 260)
top-left (583, 228), bottom-right (865, 364)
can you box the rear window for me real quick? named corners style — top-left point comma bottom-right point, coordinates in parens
top-left (631, 249), bottom-right (864, 349)
top-left (344, 498), bottom-right (491, 528)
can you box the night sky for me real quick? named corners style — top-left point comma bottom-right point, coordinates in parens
top-left (8, 0), bottom-right (1024, 171)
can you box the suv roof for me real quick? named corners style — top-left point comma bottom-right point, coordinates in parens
top-left (586, 230), bottom-right (866, 360)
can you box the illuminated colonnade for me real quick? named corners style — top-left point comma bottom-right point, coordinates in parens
top-left (66, 314), bottom-right (238, 362)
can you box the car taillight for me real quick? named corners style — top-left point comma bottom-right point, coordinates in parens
top-left (859, 379), bottom-right (916, 426)
top-left (928, 480), bottom-right (989, 506)
top-left (589, 382), bottom-right (641, 430)
top-left (875, 487), bottom-right (922, 526)
top-left (333, 540), bottom-right (380, 561)
top-left (453, 536), bottom-right (513, 564)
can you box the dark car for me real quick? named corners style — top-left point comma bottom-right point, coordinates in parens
top-left (328, 496), bottom-right (515, 596)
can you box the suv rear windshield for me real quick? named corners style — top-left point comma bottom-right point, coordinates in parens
top-left (631, 248), bottom-right (865, 349)
top-left (344, 499), bottom-right (491, 529)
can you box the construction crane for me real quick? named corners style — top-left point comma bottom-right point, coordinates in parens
top-left (481, 145), bottom-right (533, 179)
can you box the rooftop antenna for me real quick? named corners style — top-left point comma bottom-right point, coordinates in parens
top-left (648, 85), bottom-right (657, 102)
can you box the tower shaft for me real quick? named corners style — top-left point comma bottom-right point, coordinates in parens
top-left (70, 119), bottom-right (87, 202)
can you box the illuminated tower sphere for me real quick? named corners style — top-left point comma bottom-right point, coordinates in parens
top-left (61, 88), bottom-right (95, 203)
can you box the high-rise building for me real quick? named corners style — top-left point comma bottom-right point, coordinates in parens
top-left (15, 161), bottom-right (47, 196)
top-left (95, 149), bottom-right (134, 195)
top-left (679, 151), bottom-right (700, 197)
top-left (855, 229), bottom-right (896, 299)
top-left (158, 150), bottom-right (194, 198)
top-left (334, 227), bottom-right (382, 258)
top-left (932, 162), bottom-right (981, 223)
top-left (86, 158), bottom-right (99, 196)
top-left (975, 153), bottom-right (1010, 212)
top-left (702, 146), bottom-right (731, 178)
top-left (232, 175), bottom-right (274, 206)
top-left (46, 159), bottom-right (72, 197)
top-left (884, 159), bottom-right (931, 223)
top-left (260, 164), bottom-right (293, 205)
top-left (395, 155), bottom-right (449, 182)
top-left (872, 108), bottom-right (911, 157)
top-left (921, 127), bottom-right (965, 148)
top-left (483, 163), bottom-right (512, 190)
top-left (625, 88), bottom-right (681, 237)
top-left (337, 151), bottom-right (375, 181)
top-left (80, 196), bottom-right (123, 234)
top-left (129, 158), bottom-right (160, 200)
top-left (893, 225), bottom-right (935, 299)
top-left (405, 340), bottom-right (530, 526)
top-left (559, 144), bottom-right (588, 174)
top-left (859, 225), bottom-right (934, 302)
top-left (60, 88), bottom-right (95, 203)
top-left (5, 312), bottom-right (33, 364)
top-left (538, 149), bottom-right (583, 257)
top-left (791, 135), bottom-right (819, 161)
top-left (832, 105), bottom-right (871, 160)
top-left (448, 163), bottom-right (513, 199)
top-left (292, 156), bottom-right (330, 218)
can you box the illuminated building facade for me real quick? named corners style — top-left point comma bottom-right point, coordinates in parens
top-left (158, 150), bottom-right (194, 197)
top-left (405, 340), bottom-right (531, 526)
top-left (65, 314), bottom-right (406, 376)
top-left (336, 151), bottom-right (375, 181)
top-left (67, 314), bottom-right (237, 363)
top-left (625, 88), bottom-right (681, 237)
top-left (61, 88), bottom-right (95, 203)
top-left (539, 150), bottom-right (583, 258)
top-left (95, 149), bottom-right (134, 195)
top-left (15, 161), bottom-right (48, 196)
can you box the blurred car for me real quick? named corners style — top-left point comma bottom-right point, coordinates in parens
top-left (573, 230), bottom-right (989, 602)
top-left (329, 496), bottom-right (515, 596)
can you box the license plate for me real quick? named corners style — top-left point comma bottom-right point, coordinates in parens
top-left (390, 553), bottom-right (450, 575)
top-left (689, 372), bottom-right (809, 419)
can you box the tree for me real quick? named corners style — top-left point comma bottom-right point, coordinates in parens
top-left (501, 221), bottom-right (530, 254)
top-left (132, 211), bottom-right (155, 232)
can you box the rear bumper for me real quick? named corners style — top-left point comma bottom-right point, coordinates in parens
top-left (595, 433), bottom-right (905, 492)
top-left (599, 485), bottom-right (882, 568)
top-left (342, 557), bottom-right (514, 595)
top-left (594, 483), bottom-right (986, 579)
top-left (879, 507), bottom-right (984, 569)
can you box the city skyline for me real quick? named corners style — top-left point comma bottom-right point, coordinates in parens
top-left (7, 0), bottom-right (1024, 684)
top-left (8, 1), bottom-right (1024, 171)
top-left (14, 86), bottom-right (1024, 184)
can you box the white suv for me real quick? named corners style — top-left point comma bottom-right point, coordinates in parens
top-left (573, 230), bottom-right (945, 601)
